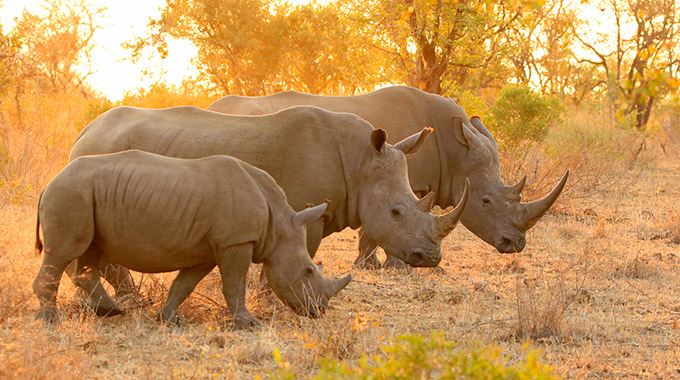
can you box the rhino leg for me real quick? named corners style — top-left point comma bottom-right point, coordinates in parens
top-left (100, 258), bottom-right (137, 298)
top-left (305, 219), bottom-right (325, 258)
top-left (157, 263), bottom-right (215, 324)
top-left (33, 254), bottom-right (70, 324)
top-left (353, 228), bottom-right (382, 269)
top-left (383, 254), bottom-right (408, 270)
top-left (71, 246), bottom-right (122, 317)
top-left (216, 243), bottom-right (261, 330)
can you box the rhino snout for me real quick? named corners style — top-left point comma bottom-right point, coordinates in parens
top-left (495, 235), bottom-right (526, 253)
top-left (301, 298), bottom-right (328, 319)
top-left (405, 248), bottom-right (441, 267)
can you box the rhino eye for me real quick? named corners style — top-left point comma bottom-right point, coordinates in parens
top-left (391, 207), bottom-right (403, 220)
top-left (481, 197), bottom-right (493, 209)
top-left (305, 265), bottom-right (316, 276)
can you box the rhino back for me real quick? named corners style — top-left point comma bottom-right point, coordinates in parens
top-left (210, 87), bottom-right (464, 202)
top-left (61, 151), bottom-right (271, 272)
top-left (71, 106), bottom-right (374, 233)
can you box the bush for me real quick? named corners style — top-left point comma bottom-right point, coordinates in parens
top-left (543, 107), bottom-right (645, 197)
top-left (492, 86), bottom-right (563, 146)
top-left (271, 332), bottom-right (558, 379)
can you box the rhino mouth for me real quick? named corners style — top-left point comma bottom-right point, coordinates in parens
top-left (495, 235), bottom-right (526, 253)
top-left (288, 297), bottom-right (328, 318)
top-left (404, 248), bottom-right (441, 267)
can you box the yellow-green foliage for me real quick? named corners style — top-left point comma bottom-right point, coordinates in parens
top-left (492, 86), bottom-right (563, 146)
top-left (272, 332), bottom-right (558, 380)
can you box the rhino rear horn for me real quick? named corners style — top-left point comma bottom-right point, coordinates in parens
top-left (293, 202), bottom-right (328, 226)
top-left (503, 175), bottom-right (527, 201)
top-left (436, 178), bottom-right (469, 237)
top-left (517, 170), bottom-right (569, 231)
top-left (416, 191), bottom-right (436, 212)
top-left (394, 127), bottom-right (433, 155)
top-left (328, 274), bottom-right (352, 297)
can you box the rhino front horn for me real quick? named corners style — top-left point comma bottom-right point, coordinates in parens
top-left (329, 274), bottom-right (352, 296)
top-left (517, 170), bottom-right (569, 231)
top-left (436, 178), bottom-right (470, 237)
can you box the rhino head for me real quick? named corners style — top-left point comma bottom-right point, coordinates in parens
top-left (263, 203), bottom-right (351, 317)
top-left (449, 116), bottom-right (568, 253)
top-left (358, 128), bottom-right (469, 267)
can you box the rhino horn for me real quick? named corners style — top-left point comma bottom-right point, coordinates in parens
top-left (517, 170), bottom-right (569, 231)
top-left (328, 274), bottom-right (352, 296)
top-left (436, 178), bottom-right (469, 237)
top-left (394, 127), bottom-right (433, 155)
top-left (503, 175), bottom-right (527, 200)
top-left (416, 191), bottom-right (436, 212)
top-left (293, 202), bottom-right (328, 226)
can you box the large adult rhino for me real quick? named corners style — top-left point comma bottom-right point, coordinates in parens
top-left (34, 150), bottom-right (351, 327)
top-left (207, 86), bottom-right (568, 267)
top-left (67, 105), bottom-right (469, 307)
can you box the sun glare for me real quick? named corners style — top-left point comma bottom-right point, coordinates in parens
top-left (2, 0), bottom-right (199, 101)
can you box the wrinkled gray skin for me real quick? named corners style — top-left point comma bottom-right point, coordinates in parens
top-left (208, 86), bottom-right (569, 268)
top-left (34, 151), bottom-right (352, 327)
top-left (66, 105), bottom-right (468, 310)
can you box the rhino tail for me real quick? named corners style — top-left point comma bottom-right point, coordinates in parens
top-left (35, 190), bottom-right (44, 255)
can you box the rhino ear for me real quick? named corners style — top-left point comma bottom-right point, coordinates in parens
top-left (394, 127), bottom-right (433, 155)
top-left (293, 202), bottom-right (328, 226)
top-left (370, 128), bottom-right (387, 156)
top-left (452, 116), bottom-right (484, 157)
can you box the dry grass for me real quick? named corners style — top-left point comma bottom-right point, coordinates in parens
top-left (2, 135), bottom-right (680, 378)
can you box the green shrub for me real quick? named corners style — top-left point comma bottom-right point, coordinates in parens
top-left (271, 332), bottom-right (559, 380)
top-left (492, 86), bottom-right (563, 146)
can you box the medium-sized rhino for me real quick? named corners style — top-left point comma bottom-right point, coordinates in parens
top-left (33, 150), bottom-right (352, 328)
top-left (208, 86), bottom-right (569, 267)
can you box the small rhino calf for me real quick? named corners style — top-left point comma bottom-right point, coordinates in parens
top-left (33, 150), bottom-right (351, 328)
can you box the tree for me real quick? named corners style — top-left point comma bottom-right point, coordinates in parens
top-left (336, 0), bottom-right (533, 94)
top-left (505, 0), bottom-right (602, 105)
top-left (129, 0), bottom-right (373, 95)
top-left (574, 0), bottom-right (680, 129)
top-left (0, 0), bottom-right (105, 195)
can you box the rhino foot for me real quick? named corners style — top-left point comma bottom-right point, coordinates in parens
top-left (35, 309), bottom-right (59, 325)
top-left (427, 266), bottom-right (447, 275)
top-left (383, 255), bottom-right (409, 270)
top-left (353, 254), bottom-right (382, 270)
top-left (155, 310), bottom-right (181, 325)
top-left (232, 314), bottom-right (262, 330)
top-left (91, 298), bottom-right (124, 317)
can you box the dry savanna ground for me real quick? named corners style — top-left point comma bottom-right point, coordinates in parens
top-left (1, 143), bottom-right (680, 379)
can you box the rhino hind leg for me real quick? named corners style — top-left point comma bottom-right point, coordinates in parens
top-left (33, 254), bottom-right (71, 324)
top-left (353, 229), bottom-right (382, 269)
top-left (99, 257), bottom-right (137, 298)
top-left (34, 203), bottom-right (95, 324)
top-left (216, 243), bottom-right (261, 330)
top-left (72, 246), bottom-right (122, 317)
top-left (157, 263), bottom-right (215, 324)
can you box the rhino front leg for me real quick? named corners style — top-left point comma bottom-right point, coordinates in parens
top-left (383, 254), bottom-right (408, 269)
top-left (70, 246), bottom-right (122, 317)
top-left (305, 219), bottom-right (325, 258)
top-left (216, 243), bottom-right (261, 330)
top-left (157, 263), bottom-right (215, 324)
top-left (353, 228), bottom-right (382, 269)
